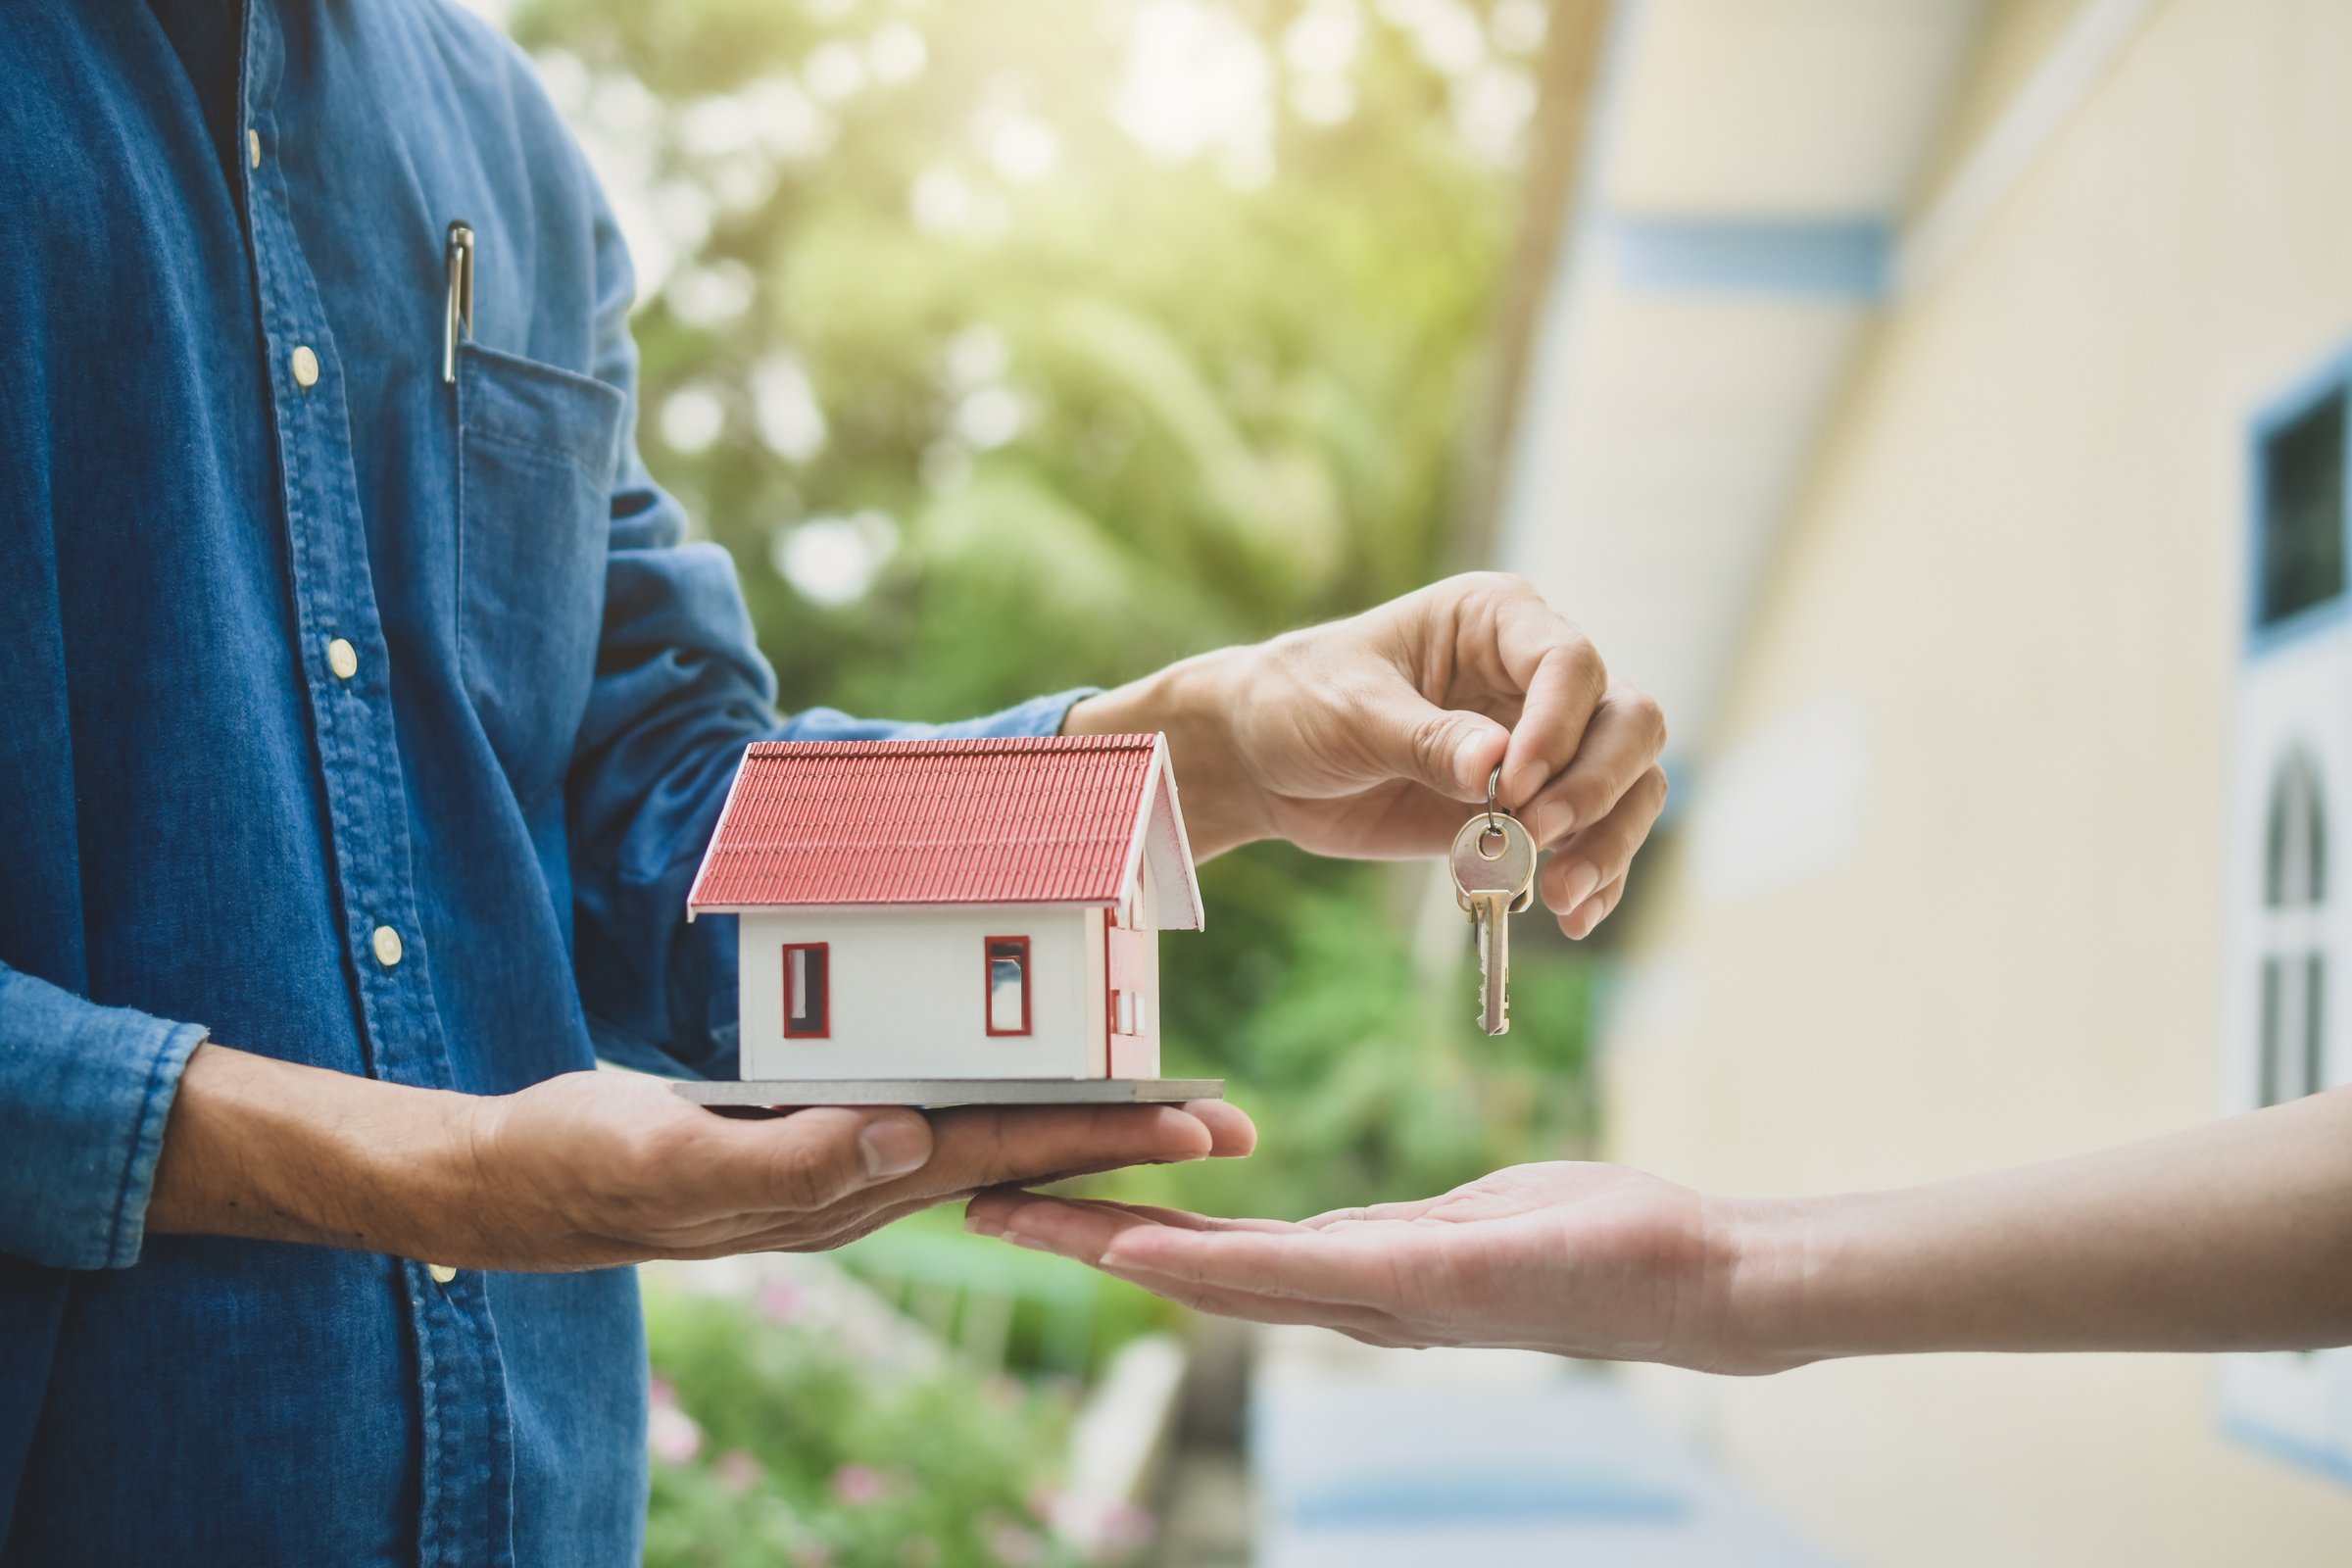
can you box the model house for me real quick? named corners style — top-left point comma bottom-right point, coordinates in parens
top-left (685, 733), bottom-right (1201, 1085)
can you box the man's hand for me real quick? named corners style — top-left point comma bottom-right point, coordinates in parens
top-left (455, 1069), bottom-right (1251, 1266)
top-left (1066, 572), bottom-right (1667, 938)
top-left (965, 1161), bottom-right (1782, 1372)
top-left (149, 1043), bottom-right (1254, 1270)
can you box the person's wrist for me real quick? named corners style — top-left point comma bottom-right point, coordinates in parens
top-left (149, 1043), bottom-right (490, 1262)
top-left (1702, 1194), bottom-right (1823, 1375)
top-left (267, 1069), bottom-right (489, 1263)
top-left (1065, 644), bottom-right (1268, 857)
top-left (356, 1081), bottom-right (510, 1266)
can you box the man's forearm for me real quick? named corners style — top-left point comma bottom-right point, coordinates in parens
top-left (1734, 1088), bottom-right (2352, 1362)
top-left (147, 1042), bottom-right (478, 1258)
top-left (1063, 646), bottom-right (1262, 858)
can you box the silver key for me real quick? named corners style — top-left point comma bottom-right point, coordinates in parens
top-left (1450, 772), bottom-right (1537, 1036)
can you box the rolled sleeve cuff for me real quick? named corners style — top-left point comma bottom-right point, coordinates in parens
top-left (964, 688), bottom-right (1101, 739)
top-left (0, 967), bottom-right (206, 1271)
top-left (777, 688), bottom-right (1102, 745)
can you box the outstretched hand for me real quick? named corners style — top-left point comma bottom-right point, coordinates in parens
top-left (967, 1161), bottom-right (1788, 1373)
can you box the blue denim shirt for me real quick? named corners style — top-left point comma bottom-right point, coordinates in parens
top-left (0, 4), bottom-right (1082, 1562)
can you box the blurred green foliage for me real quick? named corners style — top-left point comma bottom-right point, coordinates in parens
top-left (833, 1206), bottom-right (1186, 1377)
top-left (643, 1278), bottom-right (1092, 1567)
top-left (508, 0), bottom-right (1597, 1223)
top-left (1150, 850), bottom-right (1597, 1220)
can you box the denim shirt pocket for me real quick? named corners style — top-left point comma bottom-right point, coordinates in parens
top-left (455, 342), bottom-right (626, 808)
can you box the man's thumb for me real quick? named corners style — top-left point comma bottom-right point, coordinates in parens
top-left (763, 1107), bottom-right (932, 1209)
top-left (857, 1112), bottom-right (933, 1181)
top-left (1376, 693), bottom-right (1509, 801)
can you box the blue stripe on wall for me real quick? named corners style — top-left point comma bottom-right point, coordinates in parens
top-left (1283, 1467), bottom-right (1692, 1528)
top-left (1606, 216), bottom-right (1891, 299)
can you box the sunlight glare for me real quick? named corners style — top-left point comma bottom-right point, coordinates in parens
top-left (869, 23), bottom-right (928, 83)
top-left (771, 513), bottom-right (901, 607)
top-left (985, 115), bottom-right (1061, 184)
top-left (660, 386), bottom-right (726, 454)
top-left (754, 355), bottom-right (829, 464)
top-left (1113, 1), bottom-right (1272, 172)
top-left (805, 39), bottom-right (868, 103)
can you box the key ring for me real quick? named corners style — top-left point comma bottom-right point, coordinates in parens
top-left (1479, 765), bottom-right (1507, 858)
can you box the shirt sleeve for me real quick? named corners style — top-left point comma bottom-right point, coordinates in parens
top-left (0, 962), bottom-right (207, 1270)
top-left (563, 172), bottom-right (1094, 1081)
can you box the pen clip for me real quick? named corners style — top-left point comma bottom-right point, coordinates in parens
top-left (442, 220), bottom-right (474, 386)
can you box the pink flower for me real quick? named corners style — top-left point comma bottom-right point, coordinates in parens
top-left (713, 1449), bottom-right (761, 1494)
top-left (831, 1463), bottom-right (886, 1506)
top-left (647, 1403), bottom-right (703, 1466)
top-left (787, 1542), bottom-right (836, 1568)
top-left (757, 1280), bottom-right (806, 1324)
top-left (1095, 1502), bottom-right (1154, 1560)
top-left (648, 1376), bottom-right (678, 1408)
top-left (984, 1516), bottom-right (1047, 1567)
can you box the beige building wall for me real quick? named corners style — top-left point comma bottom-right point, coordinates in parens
top-left (1602, 1), bottom-right (2352, 1562)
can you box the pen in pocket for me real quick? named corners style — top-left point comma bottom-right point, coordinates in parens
top-left (442, 220), bottom-right (473, 384)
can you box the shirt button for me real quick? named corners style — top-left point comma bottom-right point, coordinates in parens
top-left (248, 129), bottom-right (261, 169)
top-left (427, 1263), bottom-right (459, 1286)
top-left (291, 345), bottom-right (319, 389)
top-left (370, 925), bottom-right (403, 968)
top-left (326, 637), bottom-right (359, 681)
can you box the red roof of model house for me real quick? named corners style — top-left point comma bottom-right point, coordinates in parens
top-left (686, 733), bottom-right (1203, 928)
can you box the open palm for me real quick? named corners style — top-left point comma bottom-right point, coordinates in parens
top-left (968, 1161), bottom-right (1764, 1371)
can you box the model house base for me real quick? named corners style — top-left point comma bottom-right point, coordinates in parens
top-left (673, 1076), bottom-right (1222, 1109)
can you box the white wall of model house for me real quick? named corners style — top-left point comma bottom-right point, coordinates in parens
top-left (739, 904), bottom-right (1161, 1081)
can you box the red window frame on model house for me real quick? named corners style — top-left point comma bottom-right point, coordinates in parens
top-left (782, 942), bottom-right (829, 1039)
top-left (984, 936), bottom-right (1032, 1036)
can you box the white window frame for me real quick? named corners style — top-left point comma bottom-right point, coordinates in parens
top-left (2223, 351), bottom-right (2352, 1482)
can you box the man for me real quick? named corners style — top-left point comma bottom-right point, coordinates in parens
top-left (0, 3), bottom-right (1666, 1562)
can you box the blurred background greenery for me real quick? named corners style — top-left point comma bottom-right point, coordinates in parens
top-left (497, 0), bottom-right (1597, 1557)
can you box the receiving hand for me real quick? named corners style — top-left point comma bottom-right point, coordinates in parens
top-left (1067, 572), bottom-right (1667, 938)
top-left (966, 1161), bottom-right (1788, 1373)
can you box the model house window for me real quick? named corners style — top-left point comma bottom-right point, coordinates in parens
top-left (2259, 750), bottom-right (2328, 1104)
top-left (783, 943), bottom-right (829, 1039)
top-left (2258, 388), bottom-right (2346, 627)
top-left (1111, 989), bottom-right (1135, 1036)
top-left (986, 937), bottom-right (1031, 1035)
